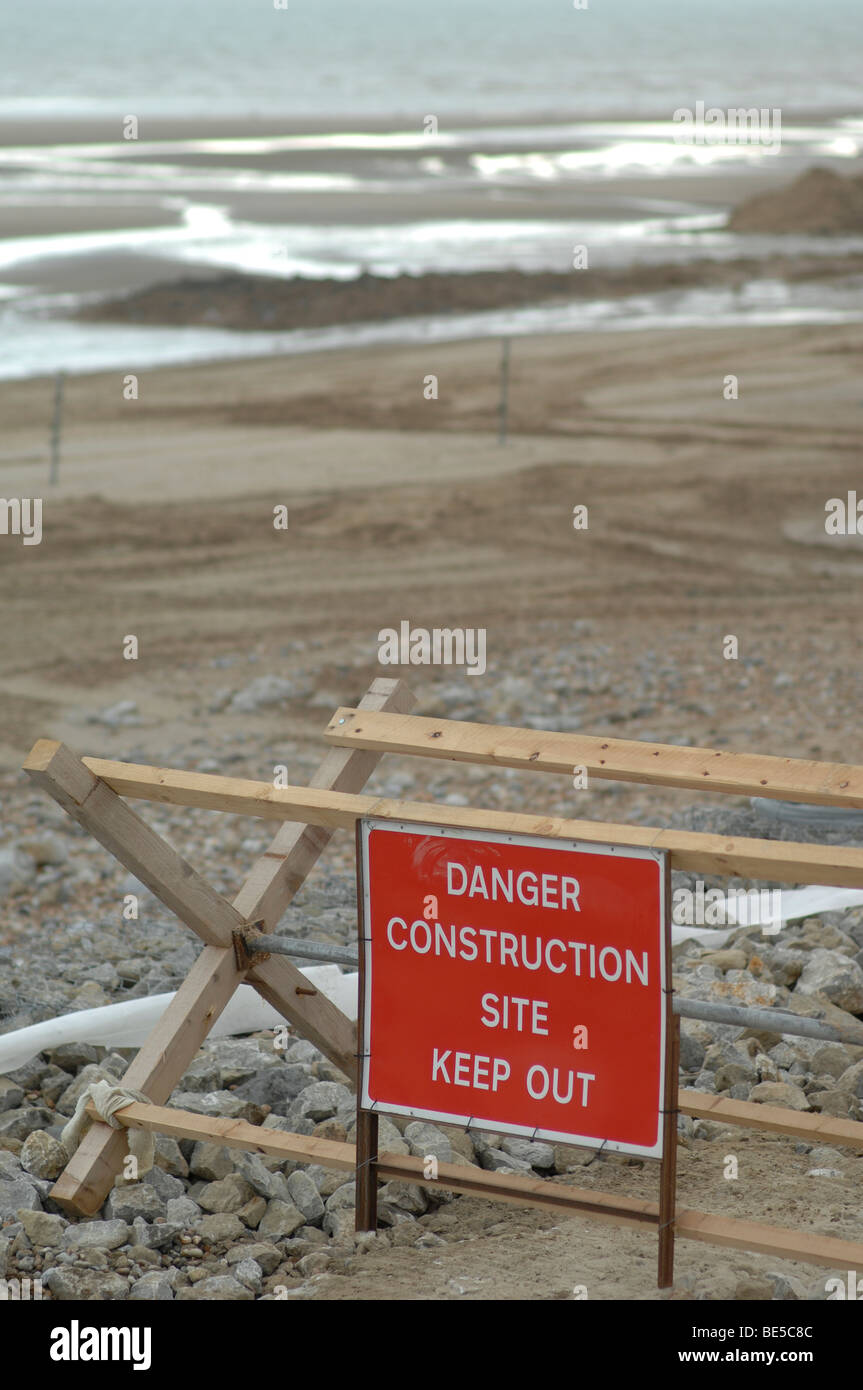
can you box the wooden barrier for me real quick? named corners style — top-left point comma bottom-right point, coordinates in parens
top-left (22, 688), bottom-right (863, 1289)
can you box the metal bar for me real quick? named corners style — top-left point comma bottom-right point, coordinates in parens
top-left (242, 936), bottom-right (863, 1048)
top-left (497, 336), bottom-right (510, 444)
top-left (658, 1015), bottom-right (680, 1288)
top-left (674, 996), bottom-right (863, 1048)
top-left (247, 935), bottom-right (358, 966)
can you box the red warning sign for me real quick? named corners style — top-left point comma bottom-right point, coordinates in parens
top-left (358, 820), bottom-right (669, 1158)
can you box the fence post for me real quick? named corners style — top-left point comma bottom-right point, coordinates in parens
top-left (50, 371), bottom-right (65, 486)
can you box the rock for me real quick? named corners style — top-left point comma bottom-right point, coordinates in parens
top-left (702, 949), bottom-right (748, 972)
top-left (322, 1209), bottom-right (355, 1243)
top-left (128, 1243), bottom-right (161, 1267)
top-left (479, 1147), bottom-right (533, 1175)
top-left (553, 1144), bottom-right (595, 1172)
top-left (714, 1061), bottom-right (758, 1091)
top-left (46, 1043), bottom-right (100, 1073)
top-left (231, 1152), bottom-right (293, 1202)
top-left (238, 1196), bottom-right (267, 1228)
top-left (87, 700), bottom-right (140, 727)
top-left (809, 1043), bottom-right (852, 1079)
top-left (17, 1209), bottom-right (66, 1246)
top-left (233, 1258), bottom-right (263, 1293)
top-left (376, 1181), bottom-right (427, 1215)
top-left (679, 1031), bottom-right (705, 1073)
top-left (198, 1212), bottom-right (245, 1243)
top-left (0, 1179), bottom-right (40, 1218)
top-left (0, 845), bottom-right (37, 898)
top-left (105, 1184), bottom-right (166, 1223)
top-left (19, 1130), bottom-right (67, 1180)
top-left (170, 1091), bottom-right (261, 1123)
top-left (197, 1174), bottom-right (255, 1214)
top-left (290, 1081), bottom-right (352, 1124)
top-left (836, 1059), bottom-right (863, 1099)
top-left (296, 1250), bottom-right (330, 1277)
top-left (749, 1081), bottom-right (810, 1111)
top-left (0, 1079), bottom-right (24, 1113)
top-left (145, 1166), bottom-right (185, 1203)
top-left (129, 1271), bottom-right (174, 1300)
top-left (286, 1170), bottom-right (325, 1224)
top-left (188, 1142), bottom-right (233, 1181)
top-left (176, 1275), bottom-right (253, 1300)
top-left (807, 1167), bottom-right (843, 1178)
top-left (306, 1165), bottom-right (348, 1199)
top-left (178, 1058), bottom-right (221, 1093)
top-left (130, 1216), bottom-right (182, 1250)
top-left (404, 1122), bottom-right (453, 1163)
top-left (415, 1232), bottom-right (447, 1249)
top-left (55, 1064), bottom-right (117, 1117)
top-left (228, 676), bottom-right (296, 713)
top-left (325, 1182), bottom-right (356, 1212)
top-left (205, 1039), bottom-right (282, 1087)
top-left (166, 1196), bottom-right (202, 1226)
top-left (235, 1065), bottom-right (310, 1108)
top-left (809, 1090), bottom-right (860, 1119)
top-left (500, 1136), bottom-right (555, 1170)
top-left (258, 1199), bottom-right (305, 1240)
top-left (64, 1219), bottom-right (130, 1251)
top-left (3, 1058), bottom-right (50, 1089)
top-left (735, 1277), bottom-right (775, 1300)
top-left (225, 1242), bottom-right (283, 1275)
top-left (795, 949), bottom-right (863, 1014)
top-left (44, 1267), bottom-right (129, 1300)
top-left (766, 1271), bottom-right (807, 1300)
top-left (153, 1135), bottom-right (188, 1178)
top-left (284, 1040), bottom-right (320, 1065)
top-left (0, 1107), bottom-right (54, 1140)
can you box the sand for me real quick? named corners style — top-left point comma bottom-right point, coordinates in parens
top-left (3, 319), bottom-right (863, 1300)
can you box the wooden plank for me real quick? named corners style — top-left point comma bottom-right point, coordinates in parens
top-left (44, 679), bottom-right (413, 1214)
top-left (246, 953), bottom-right (357, 1080)
top-left (23, 740), bottom-right (244, 947)
top-left (74, 762), bottom-right (863, 887)
top-left (93, 1099), bottom-right (358, 1171)
top-left (323, 708), bottom-right (863, 808)
top-left (106, 1100), bottom-right (863, 1269)
top-left (52, 945), bottom-right (244, 1214)
top-left (674, 1208), bottom-right (863, 1269)
top-left (106, 1100), bottom-right (659, 1228)
top-left (680, 1089), bottom-right (863, 1149)
top-left (235, 677), bottom-right (415, 1085)
top-left (233, 677), bottom-right (416, 926)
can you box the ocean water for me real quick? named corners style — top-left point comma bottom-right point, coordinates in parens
top-left (1, 0), bottom-right (862, 379)
top-left (0, 0), bottom-right (861, 121)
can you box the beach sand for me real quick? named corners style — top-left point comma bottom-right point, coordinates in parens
top-left (1, 319), bottom-right (861, 776)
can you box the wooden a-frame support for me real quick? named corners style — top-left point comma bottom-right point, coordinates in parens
top-left (23, 677), bottom-right (415, 1215)
top-left (20, 681), bottom-right (863, 1286)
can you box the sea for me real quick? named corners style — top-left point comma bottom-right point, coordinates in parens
top-left (1, 0), bottom-right (862, 379)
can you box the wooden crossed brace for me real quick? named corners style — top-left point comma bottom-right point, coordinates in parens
top-left (22, 677), bottom-right (415, 1215)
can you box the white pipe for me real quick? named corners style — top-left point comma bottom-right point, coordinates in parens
top-left (2, 882), bottom-right (862, 1076)
top-left (0, 965), bottom-right (358, 1075)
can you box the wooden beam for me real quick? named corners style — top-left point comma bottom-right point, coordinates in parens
top-left (322, 708), bottom-right (863, 808)
top-left (43, 679), bottom-right (414, 1214)
top-left (72, 760), bottom-right (863, 887)
top-left (52, 945), bottom-right (244, 1214)
top-left (673, 1208), bottom-right (863, 1269)
top-left (680, 1089), bottom-right (863, 1149)
top-left (109, 1100), bottom-right (863, 1268)
top-left (23, 740), bottom-right (244, 947)
top-left (94, 1099), bottom-right (357, 1171)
